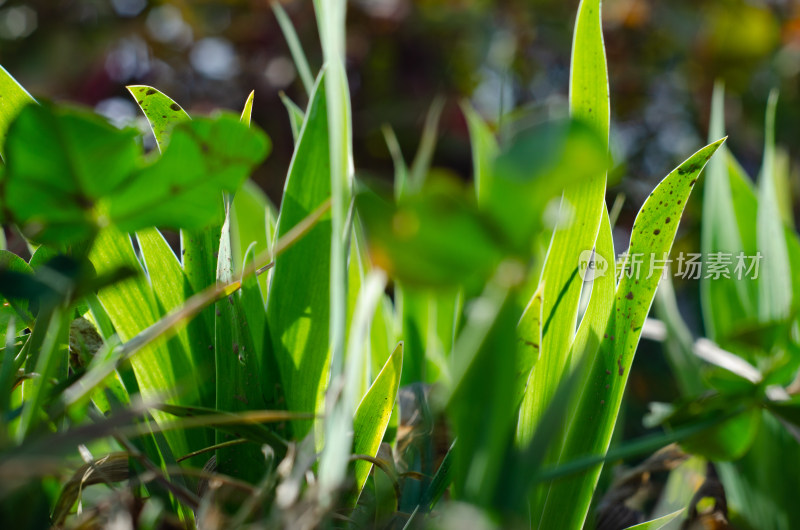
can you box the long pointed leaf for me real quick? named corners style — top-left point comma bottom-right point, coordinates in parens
top-left (537, 138), bottom-right (725, 529)
top-left (527, 0), bottom-right (610, 434)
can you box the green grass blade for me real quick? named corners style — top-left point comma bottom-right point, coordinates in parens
top-left (537, 138), bottom-right (725, 529)
top-left (568, 208), bottom-right (615, 373)
top-left (320, 269), bottom-right (388, 499)
top-left (623, 509), bottom-right (684, 530)
top-left (381, 125), bottom-right (409, 200)
top-left (213, 96), bottom-right (269, 480)
top-left (271, 1), bottom-right (315, 96)
top-left (90, 226), bottom-right (206, 458)
top-left (239, 244), bottom-right (267, 365)
top-left (462, 102), bottom-right (499, 206)
top-left (126, 85), bottom-right (220, 368)
top-left (279, 92), bottom-right (305, 143)
top-left (700, 82), bottom-right (754, 342)
top-left (266, 72), bottom-right (332, 438)
top-left (406, 97), bottom-right (445, 195)
top-left (654, 274), bottom-right (705, 396)
top-left (214, 256), bottom-right (267, 482)
top-left (135, 229), bottom-right (197, 374)
top-left (524, 0), bottom-right (609, 442)
top-left (240, 90), bottom-right (254, 126)
top-left (346, 327), bottom-right (402, 509)
top-left (522, 208), bottom-right (614, 514)
top-left (756, 90), bottom-right (791, 323)
top-left (232, 180), bottom-right (274, 297)
top-left (0, 65), bottom-right (36, 160)
top-left (312, 1), bottom-right (353, 506)
top-left (515, 282), bottom-right (543, 442)
top-left (16, 308), bottom-right (67, 442)
top-left (352, 224), bottom-right (397, 376)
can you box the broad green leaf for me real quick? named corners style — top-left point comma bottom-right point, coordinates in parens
top-left (3, 103), bottom-right (139, 243)
top-left (676, 405), bottom-right (761, 461)
top-left (756, 91), bottom-right (791, 323)
top-left (462, 102), bottom-right (499, 206)
top-left (266, 72), bottom-right (332, 438)
top-left (213, 90), bottom-right (267, 480)
top-left (537, 138), bottom-right (725, 529)
top-left (109, 115), bottom-right (270, 232)
top-left (531, 0), bottom-right (609, 441)
top-left (345, 222), bottom-right (368, 392)
top-left (718, 412), bottom-right (800, 530)
top-left (3, 104), bottom-right (269, 244)
top-left (498, 351), bottom-right (594, 516)
top-left (213, 100), bottom-right (268, 479)
top-left (356, 185), bottom-right (510, 291)
top-left (345, 217), bottom-right (397, 383)
top-left (446, 280), bottom-right (518, 507)
top-left (347, 336), bottom-right (403, 508)
top-left (623, 509), bottom-right (684, 530)
top-left (0, 65), bottom-right (36, 160)
top-left (488, 118), bottom-right (608, 255)
top-left (126, 85), bottom-right (190, 152)
top-left (396, 285), bottom-right (460, 386)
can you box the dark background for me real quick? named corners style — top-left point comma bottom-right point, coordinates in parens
top-left (3, 1), bottom-right (798, 204)
top-left (1, 0), bottom-right (797, 435)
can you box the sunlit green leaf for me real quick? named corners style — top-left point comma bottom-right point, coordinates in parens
top-left (537, 138), bottom-right (724, 529)
top-left (348, 342), bottom-right (403, 508)
top-left (0, 65), bottom-right (36, 161)
top-left (266, 72), bottom-right (332, 438)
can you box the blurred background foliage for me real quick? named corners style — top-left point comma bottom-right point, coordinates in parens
top-left (0, 0), bottom-right (797, 453)
top-left (3, 0), bottom-right (798, 201)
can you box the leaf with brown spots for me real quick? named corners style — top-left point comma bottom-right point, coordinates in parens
top-left (126, 85), bottom-right (190, 152)
top-left (538, 137), bottom-right (725, 529)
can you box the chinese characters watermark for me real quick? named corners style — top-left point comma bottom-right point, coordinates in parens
top-left (577, 251), bottom-right (762, 281)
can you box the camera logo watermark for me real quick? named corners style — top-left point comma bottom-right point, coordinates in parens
top-left (578, 251), bottom-right (762, 281)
